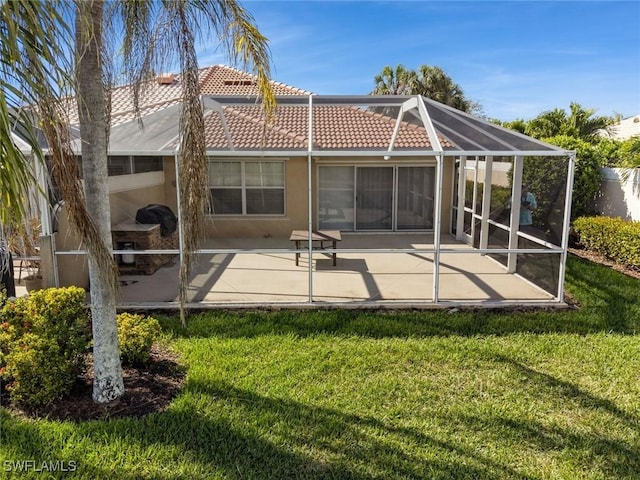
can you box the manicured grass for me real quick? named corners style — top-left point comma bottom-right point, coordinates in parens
top-left (2, 254), bottom-right (639, 479)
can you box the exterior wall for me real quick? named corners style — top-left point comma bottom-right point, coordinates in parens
top-left (594, 167), bottom-right (640, 221)
top-left (108, 172), bottom-right (167, 223)
top-left (163, 156), bottom-right (178, 214)
top-left (486, 160), bottom-right (512, 187)
top-left (204, 155), bottom-right (449, 239)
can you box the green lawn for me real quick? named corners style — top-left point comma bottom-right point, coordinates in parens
top-left (2, 254), bottom-right (639, 479)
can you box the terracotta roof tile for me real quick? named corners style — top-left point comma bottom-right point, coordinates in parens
top-left (174, 103), bottom-right (451, 151)
top-left (67, 64), bottom-right (452, 152)
top-left (199, 65), bottom-right (310, 96)
top-left (67, 65), bottom-right (308, 126)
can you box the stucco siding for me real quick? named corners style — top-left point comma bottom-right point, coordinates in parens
top-left (109, 183), bottom-right (168, 224)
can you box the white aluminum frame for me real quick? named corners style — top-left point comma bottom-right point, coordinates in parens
top-left (50, 94), bottom-right (574, 308)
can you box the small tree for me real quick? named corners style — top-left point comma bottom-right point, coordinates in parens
top-left (542, 135), bottom-right (603, 220)
top-left (526, 103), bottom-right (614, 144)
top-left (2, 0), bottom-right (276, 405)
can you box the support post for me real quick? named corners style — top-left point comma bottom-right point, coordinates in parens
top-left (456, 156), bottom-right (466, 241)
top-left (432, 154), bottom-right (444, 303)
top-left (557, 152), bottom-right (576, 302)
top-left (507, 155), bottom-right (524, 273)
top-left (307, 94), bottom-right (314, 303)
top-left (174, 152), bottom-right (185, 295)
top-left (479, 156), bottom-right (494, 251)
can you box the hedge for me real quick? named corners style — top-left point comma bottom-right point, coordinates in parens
top-left (573, 216), bottom-right (640, 269)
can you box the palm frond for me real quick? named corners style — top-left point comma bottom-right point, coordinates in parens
top-left (161, 0), bottom-right (208, 327)
top-left (112, 0), bottom-right (158, 120)
top-left (119, 0), bottom-right (276, 325)
top-left (0, 0), bottom-right (72, 226)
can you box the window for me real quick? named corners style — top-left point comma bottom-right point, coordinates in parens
top-left (209, 160), bottom-right (285, 215)
top-left (133, 156), bottom-right (163, 173)
top-left (107, 156), bottom-right (132, 176)
top-left (106, 156), bottom-right (163, 176)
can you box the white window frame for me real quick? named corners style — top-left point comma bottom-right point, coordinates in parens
top-left (209, 159), bottom-right (286, 216)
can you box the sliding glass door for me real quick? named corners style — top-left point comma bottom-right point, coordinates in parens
top-left (318, 165), bottom-right (435, 231)
top-left (356, 167), bottom-right (394, 230)
top-left (318, 166), bottom-right (355, 230)
top-left (397, 166), bottom-right (434, 230)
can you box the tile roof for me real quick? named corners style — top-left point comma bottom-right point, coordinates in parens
top-left (64, 64), bottom-right (559, 154)
top-left (164, 103), bottom-right (453, 151)
top-left (66, 65), bottom-right (309, 127)
top-left (199, 65), bottom-right (310, 97)
top-left (102, 64), bottom-right (452, 152)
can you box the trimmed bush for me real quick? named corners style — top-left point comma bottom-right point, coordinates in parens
top-left (573, 216), bottom-right (640, 269)
top-left (117, 313), bottom-right (161, 365)
top-left (0, 287), bottom-right (90, 408)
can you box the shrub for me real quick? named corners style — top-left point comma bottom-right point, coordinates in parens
top-left (0, 287), bottom-right (90, 408)
top-left (117, 313), bottom-right (161, 365)
top-left (543, 135), bottom-right (603, 220)
top-left (3, 333), bottom-right (75, 407)
top-left (573, 216), bottom-right (640, 269)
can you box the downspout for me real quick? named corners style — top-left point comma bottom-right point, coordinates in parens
top-left (35, 153), bottom-right (59, 287)
top-left (36, 154), bottom-right (51, 236)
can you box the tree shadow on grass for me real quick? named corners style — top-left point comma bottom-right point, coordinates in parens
top-left (5, 368), bottom-right (637, 480)
top-left (563, 254), bottom-right (639, 332)
top-left (155, 256), bottom-right (639, 340)
top-left (465, 353), bottom-right (640, 479)
top-left (1, 383), bottom-right (534, 480)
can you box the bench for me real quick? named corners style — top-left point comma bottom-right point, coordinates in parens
top-left (289, 230), bottom-right (342, 266)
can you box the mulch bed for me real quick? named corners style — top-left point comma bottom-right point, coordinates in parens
top-left (569, 247), bottom-right (640, 280)
top-left (3, 344), bottom-right (185, 422)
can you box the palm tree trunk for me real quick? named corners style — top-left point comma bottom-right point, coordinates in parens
top-left (75, 0), bottom-right (124, 403)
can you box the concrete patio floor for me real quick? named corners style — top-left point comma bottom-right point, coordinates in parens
top-left (115, 233), bottom-right (557, 307)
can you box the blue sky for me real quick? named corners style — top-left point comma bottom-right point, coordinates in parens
top-left (196, 0), bottom-right (640, 122)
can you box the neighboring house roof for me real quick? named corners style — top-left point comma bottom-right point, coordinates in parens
top-left (62, 64), bottom-right (566, 155)
top-left (199, 65), bottom-right (310, 96)
top-left (598, 114), bottom-right (640, 140)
